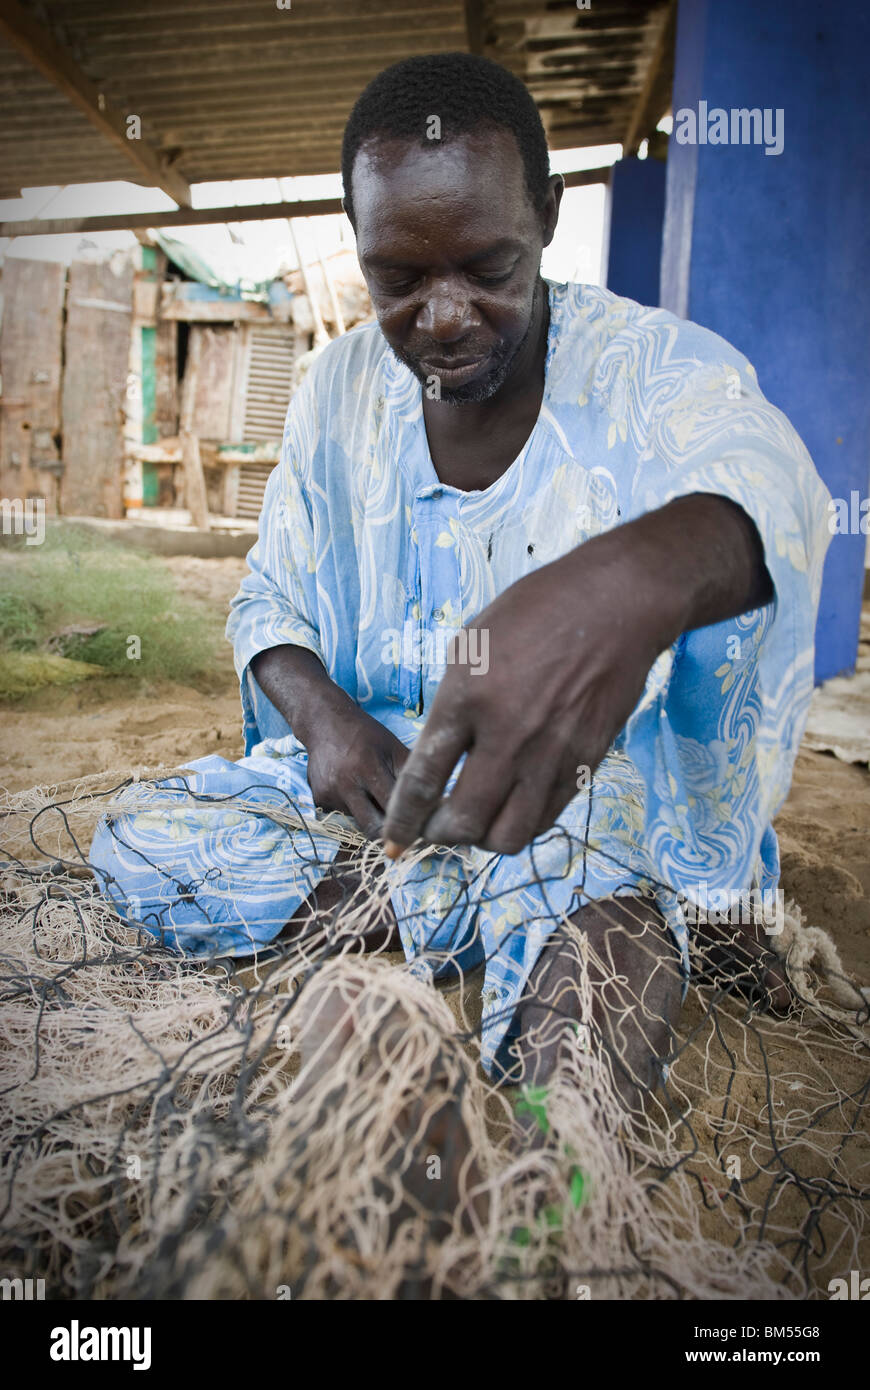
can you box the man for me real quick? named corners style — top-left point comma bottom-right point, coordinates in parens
top-left (91, 53), bottom-right (829, 1102)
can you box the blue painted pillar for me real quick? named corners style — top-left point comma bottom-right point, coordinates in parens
top-left (605, 157), bottom-right (666, 306)
top-left (661, 0), bottom-right (870, 682)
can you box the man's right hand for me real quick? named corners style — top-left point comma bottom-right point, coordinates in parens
top-left (305, 701), bottom-right (410, 840)
top-left (250, 644), bottom-right (409, 840)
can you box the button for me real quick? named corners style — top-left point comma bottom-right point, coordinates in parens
top-left (432, 607), bottom-right (445, 622)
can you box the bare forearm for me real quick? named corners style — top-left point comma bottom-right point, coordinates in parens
top-left (562, 493), bottom-right (774, 659)
top-left (250, 645), bottom-right (355, 747)
top-left (646, 493), bottom-right (773, 634)
top-left (250, 644), bottom-right (410, 838)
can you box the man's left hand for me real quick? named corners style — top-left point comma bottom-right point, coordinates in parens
top-left (383, 493), bottom-right (773, 858)
top-left (382, 522), bottom-right (681, 856)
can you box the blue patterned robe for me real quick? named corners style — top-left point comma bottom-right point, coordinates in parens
top-left (89, 280), bottom-right (830, 1074)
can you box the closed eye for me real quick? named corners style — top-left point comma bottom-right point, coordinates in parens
top-left (470, 269), bottom-right (514, 287)
top-left (375, 263), bottom-right (517, 295)
top-left (377, 275), bottom-right (422, 295)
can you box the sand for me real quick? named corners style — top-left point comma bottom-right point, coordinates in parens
top-left (0, 556), bottom-right (247, 792)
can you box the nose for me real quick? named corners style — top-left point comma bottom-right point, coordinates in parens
top-left (415, 277), bottom-right (475, 343)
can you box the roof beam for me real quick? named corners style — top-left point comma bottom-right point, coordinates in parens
top-left (622, 0), bottom-right (676, 157)
top-left (0, 194), bottom-right (346, 238)
top-left (0, 168), bottom-right (611, 238)
top-left (464, 0), bottom-right (486, 55)
top-left (0, 0), bottom-right (191, 206)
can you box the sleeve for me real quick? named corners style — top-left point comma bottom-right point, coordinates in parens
top-left (607, 319), bottom-right (833, 898)
top-left (630, 340), bottom-right (831, 623)
top-left (225, 375), bottom-right (326, 753)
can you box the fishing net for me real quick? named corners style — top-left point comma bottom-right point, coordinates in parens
top-left (1, 763), bottom-right (868, 1301)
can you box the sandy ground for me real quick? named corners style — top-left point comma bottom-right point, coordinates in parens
top-left (0, 556), bottom-right (247, 791)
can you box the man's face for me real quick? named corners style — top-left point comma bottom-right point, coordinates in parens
top-left (350, 128), bottom-right (558, 404)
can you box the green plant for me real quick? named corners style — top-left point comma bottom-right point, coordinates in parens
top-left (0, 525), bottom-right (229, 693)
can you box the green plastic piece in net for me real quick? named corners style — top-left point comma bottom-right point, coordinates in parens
top-left (569, 1166), bottom-right (588, 1208)
top-left (514, 1084), bottom-right (549, 1135)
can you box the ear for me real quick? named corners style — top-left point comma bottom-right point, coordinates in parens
top-left (541, 174), bottom-right (564, 249)
top-left (341, 195), bottom-right (355, 230)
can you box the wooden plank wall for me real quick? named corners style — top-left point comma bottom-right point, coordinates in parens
top-left (0, 257), bottom-right (66, 509)
top-left (187, 325), bottom-right (237, 440)
top-left (61, 253), bottom-right (135, 518)
top-left (136, 248), bottom-right (177, 441)
top-left (155, 319), bottom-right (178, 436)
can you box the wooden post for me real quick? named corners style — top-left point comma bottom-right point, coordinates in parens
top-left (180, 433), bottom-right (209, 529)
top-left (222, 462), bottom-right (240, 519)
top-left (179, 328), bottom-right (210, 530)
top-left (288, 219), bottom-right (330, 348)
top-left (315, 233), bottom-right (346, 335)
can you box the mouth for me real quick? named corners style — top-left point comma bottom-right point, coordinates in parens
top-left (418, 353), bottom-right (490, 388)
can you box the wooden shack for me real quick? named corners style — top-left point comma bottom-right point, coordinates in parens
top-left (0, 251), bottom-right (137, 519)
top-left (0, 237), bottom-right (369, 527)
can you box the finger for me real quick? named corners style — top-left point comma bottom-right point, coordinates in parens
top-left (533, 768), bottom-right (587, 844)
top-left (382, 717), bottom-right (471, 857)
top-left (343, 787), bottom-right (387, 842)
top-left (422, 747), bottom-right (518, 850)
top-left (479, 770), bottom-right (557, 857)
top-left (385, 733), bottom-right (412, 778)
top-left (361, 754), bottom-right (402, 816)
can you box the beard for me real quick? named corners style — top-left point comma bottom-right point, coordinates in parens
top-left (390, 282), bottom-right (541, 406)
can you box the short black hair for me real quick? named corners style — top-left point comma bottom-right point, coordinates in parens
top-left (341, 52), bottom-right (551, 225)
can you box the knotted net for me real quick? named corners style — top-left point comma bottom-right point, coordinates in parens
top-left (1, 764), bottom-right (867, 1300)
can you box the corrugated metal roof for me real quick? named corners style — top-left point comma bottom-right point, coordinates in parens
top-left (0, 0), bottom-right (672, 199)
